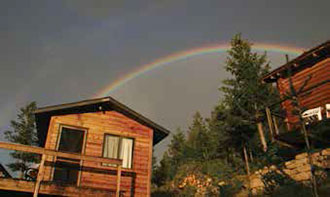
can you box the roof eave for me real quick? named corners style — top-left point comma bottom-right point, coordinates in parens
top-left (262, 40), bottom-right (330, 83)
top-left (34, 96), bottom-right (170, 146)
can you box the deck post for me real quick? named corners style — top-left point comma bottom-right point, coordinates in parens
top-left (33, 154), bottom-right (46, 197)
top-left (265, 107), bottom-right (275, 141)
top-left (272, 115), bottom-right (280, 135)
top-left (116, 165), bottom-right (122, 197)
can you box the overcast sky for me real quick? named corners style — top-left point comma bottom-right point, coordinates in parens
top-left (0, 0), bottom-right (329, 165)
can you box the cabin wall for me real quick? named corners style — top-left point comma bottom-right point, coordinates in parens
top-left (277, 58), bottom-right (330, 129)
top-left (42, 111), bottom-right (154, 197)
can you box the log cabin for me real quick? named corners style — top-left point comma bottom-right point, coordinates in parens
top-left (262, 40), bottom-right (330, 148)
top-left (0, 96), bottom-right (170, 196)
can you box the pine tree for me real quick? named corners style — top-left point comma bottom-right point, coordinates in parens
top-left (186, 112), bottom-right (218, 161)
top-left (152, 151), bottom-right (172, 187)
top-left (218, 34), bottom-right (277, 171)
top-left (4, 102), bottom-right (39, 177)
top-left (168, 128), bottom-right (186, 166)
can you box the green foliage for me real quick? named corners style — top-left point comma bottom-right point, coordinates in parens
top-left (185, 112), bottom-right (219, 161)
top-left (251, 142), bottom-right (285, 170)
top-left (151, 185), bottom-right (176, 197)
top-left (219, 179), bottom-right (245, 197)
top-left (152, 34), bottom-right (283, 196)
top-left (4, 102), bottom-right (39, 177)
top-left (219, 34), bottom-right (276, 149)
top-left (152, 151), bottom-right (173, 187)
top-left (168, 128), bottom-right (186, 165)
top-left (177, 185), bottom-right (197, 197)
top-left (259, 171), bottom-right (313, 197)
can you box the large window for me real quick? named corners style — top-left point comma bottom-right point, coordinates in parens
top-left (53, 126), bottom-right (85, 184)
top-left (103, 135), bottom-right (134, 169)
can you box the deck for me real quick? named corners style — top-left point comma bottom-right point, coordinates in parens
top-left (0, 141), bottom-right (123, 197)
top-left (0, 178), bottom-right (124, 196)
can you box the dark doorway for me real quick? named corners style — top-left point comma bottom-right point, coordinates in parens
top-left (53, 127), bottom-right (85, 185)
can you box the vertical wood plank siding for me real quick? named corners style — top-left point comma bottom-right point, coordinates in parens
top-left (43, 111), bottom-right (153, 197)
top-left (277, 58), bottom-right (330, 129)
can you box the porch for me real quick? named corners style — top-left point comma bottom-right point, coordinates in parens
top-left (0, 141), bottom-right (124, 197)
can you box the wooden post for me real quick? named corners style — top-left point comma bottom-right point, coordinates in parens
top-left (272, 116), bottom-right (280, 135)
top-left (243, 146), bottom-right (250, 176)
top-left (255, 109), bottom-right (267, 152)
top-left (116, 165), bottom-right (122, 197)
top-left (265, 107), bottom-right (275, 141)
top-left (33, 154), bottom-right (46, 197)
top-left (257, 121), bottom-right (267, 152)
top-left (249, 149), bottom-right (254, 163)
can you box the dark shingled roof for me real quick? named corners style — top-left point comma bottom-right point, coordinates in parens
top-left (262, 40), bottom-right (330, 83)
top-left (34, 97), bottom-right (170, 146)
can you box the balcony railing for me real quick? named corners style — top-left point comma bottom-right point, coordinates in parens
top-left (0, 141), bottom-right (123, 197)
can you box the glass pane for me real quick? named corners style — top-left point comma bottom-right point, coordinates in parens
top-left (53, 161), bottom-right (79, 184)
top-left (103, 135), bottom-right (120, 166)
top-left (58, 127), bottom-right (84, 153)
top-left (54, 127), bottom-right (84, 184)
top-left (119, 138), bottom-right (133, 168)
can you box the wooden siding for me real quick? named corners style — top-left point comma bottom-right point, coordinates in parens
top-left (277, 58), bottom-right (330, 129)
top-left (43, 111), bottom-right (154, 197)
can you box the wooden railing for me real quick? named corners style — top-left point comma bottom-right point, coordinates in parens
top-left (0, 141), bottom-right (122, 197)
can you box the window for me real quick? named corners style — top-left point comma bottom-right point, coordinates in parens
top-left (53, 127), bottom-right (85, 184)
top-left (103, 135), bottom-right (134, 169)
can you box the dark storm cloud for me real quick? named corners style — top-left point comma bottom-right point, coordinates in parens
top-left (0, 0), bottom-right (329, 162)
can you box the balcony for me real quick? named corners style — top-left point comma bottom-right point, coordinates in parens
top-left (0, 142), bottom-right (124, 197)
top-left (265, 104), bottom-right (330, 150)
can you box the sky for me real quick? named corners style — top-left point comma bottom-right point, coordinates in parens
top-left (0, 0), bottom-right (329, 167)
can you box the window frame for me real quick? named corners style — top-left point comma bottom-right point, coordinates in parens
top-left (102, 133), bottom-right (135, 169)
top-left (52, 124), bottom-right (88, 186)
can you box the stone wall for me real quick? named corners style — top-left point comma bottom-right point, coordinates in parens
top-left (249, 148), bottom-right (330, 194)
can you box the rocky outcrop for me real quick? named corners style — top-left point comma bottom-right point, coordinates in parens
top-left (250, 148), bottom-right (330, 195)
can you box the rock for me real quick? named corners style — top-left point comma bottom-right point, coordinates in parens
top-left (270, 165), bottom-right (277, 170)
top-left (282, 168), bottom-right (291, 175)
top-left (312, 152), bottom-right (320, 158)
top-left (296, 152), bottom-right (308, 159)
top-left (250, 178), bottom-right (264, 188)
top-left (296, 164), bottom-right (311, 173)
top-left (291, 172), bottom-right (311, 181)
top-left (321, 148), bottom-right (330, 156)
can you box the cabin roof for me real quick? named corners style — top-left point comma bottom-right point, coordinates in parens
top-left (34, 96), bottom-right (170, 146)
top-left (262, 40), bottom-right (330, 83)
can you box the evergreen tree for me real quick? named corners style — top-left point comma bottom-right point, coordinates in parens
top-left (152, 151), bottom-right (172, 187)
top-left (187, 112), bottom-right (205, 149)
top-left (4, 102), bottom-right (39, 177)
top-left (186, 112), bottom-right (218, 161)
top-left (168, 128), bottom-right (186, 166)
top-left (151, 150), bottom-right (158, 185)
top-left (208, 103), bottom-right (239, 165)
top-left (218, 34), bottom-right (277, 167)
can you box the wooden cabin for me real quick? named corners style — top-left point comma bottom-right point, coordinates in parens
top-left (0, 97), bottom-right (169, 196)
top-left (262, 40), bottom-right (330, 147)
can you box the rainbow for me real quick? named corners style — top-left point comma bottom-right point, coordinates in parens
top-left (96, 43), bottom-right (304, 97)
